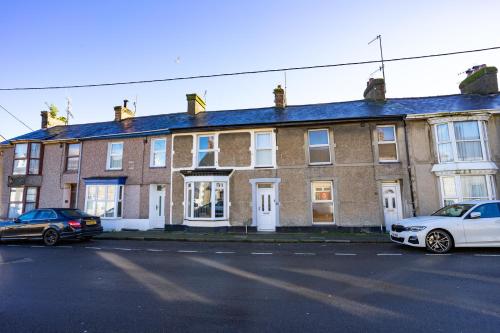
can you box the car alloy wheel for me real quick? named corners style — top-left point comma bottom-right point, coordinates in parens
top-left (43, 229), bottom-right (59, 246)
top-left (425, 230), bottom-right (452, 254)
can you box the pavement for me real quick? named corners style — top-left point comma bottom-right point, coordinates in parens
top-left (1, 239), bottom-right (500, 332)
top-left (95, 230), bottom-right (391, 243)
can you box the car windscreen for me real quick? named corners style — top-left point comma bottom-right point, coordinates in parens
top-left (60, 209), bottom-right (93, 218)
top-left (431, 204), bottom-right (475, 217)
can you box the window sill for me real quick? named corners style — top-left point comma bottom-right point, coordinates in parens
top-left (309, 162), bottom-right (333, 166)
top-left (254, 165), bottom-right (275, 169)
top-left (64, 170), bottom-right (78, 174)
top-left (149, 165), bottom-right (167, 169)
top-left (378, 160), bottom-right (400, 164)
top-left (105, 169), bottom-right (123, 172)
top-left (312, 222), bottom-right (335, 225)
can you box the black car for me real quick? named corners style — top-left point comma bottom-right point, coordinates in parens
top-left (0, 208), bottom-right (103, 246)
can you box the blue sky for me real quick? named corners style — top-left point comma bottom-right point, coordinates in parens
top-left (1, 0), bottom-right (500, 139)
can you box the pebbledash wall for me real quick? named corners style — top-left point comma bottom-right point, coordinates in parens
top-left (170, 122), bottom-right (413, 230)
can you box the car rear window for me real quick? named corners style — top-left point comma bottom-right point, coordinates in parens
top-left (60, 209), bottom-right (92, 218)
top-left (432, 204), bottom-right (474, 217)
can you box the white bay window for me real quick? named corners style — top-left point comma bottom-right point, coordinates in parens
top-left (440, 175), bottom-right (495, 206)
top-left (85, 185), bottom-right (123, 218)
top-left (185, 178), bottom-right (227, 220)
top-left (435, 120), bottom-right (489, 163)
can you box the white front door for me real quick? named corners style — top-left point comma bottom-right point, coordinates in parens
top-left (256, 184), bottom-right (276, 231)
top-left (382, 183), bottom-right (402, 231)
top-left (149, 185), bottom-right (166, 229)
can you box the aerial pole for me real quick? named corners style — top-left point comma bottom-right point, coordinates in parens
top-left (368, 35), bottom-right (386, 85)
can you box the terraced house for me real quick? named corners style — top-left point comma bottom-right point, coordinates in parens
top-left (1, 66), bottom-right (499, 231)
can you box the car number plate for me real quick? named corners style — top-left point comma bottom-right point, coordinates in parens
top-left (86, 220), bottom-right (97, 225)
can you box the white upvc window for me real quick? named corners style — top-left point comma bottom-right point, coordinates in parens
top-left (308, 129), bottom-right (331, 164)
top-left (150, 138), bottom-right (167, 167)
top-left (197, 135), bottom-right (217, 167)
top-left (435, 120), bottom-right (489, 163)
top-left (184, 179), bottom-right (227, 220)
top-left (107, 142), bottom-right (124, 170)
top-left (439, 175), bottom-right (496, 206)
top-left (311, 181), bottom-right (334, 223)
top-left (254, 131), bottom-right (275, 167)
top-left (376, 125), bottom-right (398, 162)
top-left (85, 185), bottom-right (124, 218)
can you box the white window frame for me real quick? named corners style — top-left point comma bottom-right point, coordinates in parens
top-left (184, 176), bottom-right (228, 221)
top-left (150, 138), bottom-right (167, 168)
top-left (196, 134), bottom-right (218, 168)
top-left (434, 120), bottom-right (489, 164)
top-left (84, 184), bottom-right (124, 219)
top-left (254, 131), bottom-right (276, 168)
top-left (439, 175), bottom-right (496, 206)
top-left (376, 125), bottom-right (399, 162)
top-left (307, 129), bottom-right (331, 165)
top-left (66, 143), bottom-right (81, 171)
top-left (106, 142), bottom-right (124, 170)
top-left (311, 181), bottom-right (334, 224)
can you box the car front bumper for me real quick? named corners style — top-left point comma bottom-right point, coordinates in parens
top-left (390, 230), bottom-right (426, 248)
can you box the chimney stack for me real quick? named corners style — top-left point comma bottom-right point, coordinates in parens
top-left (41, 110), bottom-right (66, 129)
top-left (459, 65), bottom-right (498, 95)
top-left (114, 99), bottom-right (134, 121)
top-left (363, 78), bottom-right (385, 102)
top-left (273, 85), bottom-right (286, 109)
top-left (186, 94), bottom-right (206, 115)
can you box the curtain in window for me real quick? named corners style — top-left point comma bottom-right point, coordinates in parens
top-left (461, 176), bottom-right (487, 199)
top-left (454, 122), bottom-right (483, 161)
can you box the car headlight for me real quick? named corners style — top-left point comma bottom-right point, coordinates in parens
top-left (406, 226), bottom-right (427, 232)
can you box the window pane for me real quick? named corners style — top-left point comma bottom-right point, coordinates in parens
top-left (312, 203), bottom-right (334, 223)
top-left (193, 182), bottom-right (212, 218)
top-left (10, 188), bottom-right (24, 202)
top-left (256, 133), bottom-right (272, 148)
top-left (309, 130), bottom-right (329, 145)
top-left (110, 156), bottom-right (122, 169)
top-left (215, 183), bottom-right (224, 218)
top-left (377, 127), bottom-right (395, 142)
top-left (111, 143), bottom-right (123, 155)
top-left (442, 177), bottom-right (456, 197)
top-left (26, 188), bottom-right (37, 202)
top-left (154, 139), bottom-right (166, 152)
top-left (13, 160), bottom-right (27, 175)
top-left (198, 151), bottom-right (215, 167)
top-left (97, 186), bottom-right (106, 201)
top-left (105, 200), bottom-right (115, 218)
top-left (471, 204), bottom-right (500, 218)
top-left (25, 203), bottom-right (37, 214)
top-left (186, 185), bottom-right (192, 218)
top-left (256, 149), bottom-right (272, 166)
top-left (87, 186), bottom-right (97, 200)
top-left (106, 186), bottom-right (116, 202)
top-left (454, 121), bottom-right (480, 140)
top-left (456, 142), bottom-right (483, 161)
top-left (379, 143), bottom-right (397, 161)
top-left (30, 143), bottom-right (41, 158)
top-left (313, 182), bottom-right (332, 201)
top-left (461, 176), bottom-right (487, 199)
top-left (68, 143), bottom-right (80, 156)
top-left (438, 143), bottom-right (453, 162)
top-left (153, 152), bottom-right (166, 167)
top-left (198, 136), bottom-right (214, 150)
top-left (437, 124), bottom-right (450, 142)
top-left (309, 146), bottom-right (330, 163)
top-left (96, 202), bottom-right (106, 217)
top-left (8, 203), bottom-right (23, 218)
top-left (15, 144), bottom-right (28, 158)
top-left (29, 159), bottom-right (39, 174)
top-left (67, 156), bottom-right (79, 170)
top-left (86, 200), bottom-right (96, 215)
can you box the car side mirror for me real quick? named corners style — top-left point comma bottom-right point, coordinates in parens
top-left (470, 212), bottom-right (481, 219)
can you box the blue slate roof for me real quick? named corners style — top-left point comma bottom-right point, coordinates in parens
top-left (4, 93), bottom-right (500, 143)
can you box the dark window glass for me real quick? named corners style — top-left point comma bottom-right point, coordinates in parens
top-left (18, 210), bottom-right (38, 222)
top-left (470, 203), bottom-right (500, 219)
top-left (35, 210), bottom-right (57, 220)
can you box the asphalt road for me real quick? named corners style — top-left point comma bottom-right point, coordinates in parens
top-left (1, 240), bottom-right (500, 333)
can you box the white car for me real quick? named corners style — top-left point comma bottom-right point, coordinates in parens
top-left (390, 200), bottom-right (500, 253)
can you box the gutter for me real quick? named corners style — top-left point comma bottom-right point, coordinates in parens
top-left (403, 119), bottom-right (417, 217)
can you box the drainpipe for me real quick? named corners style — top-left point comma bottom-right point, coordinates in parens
top-left (403, 119), bottom-right (417, 217)
top-left (75, 141), bottom-right (83, 210)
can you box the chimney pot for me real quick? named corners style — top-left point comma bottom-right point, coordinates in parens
top-left (459, 65), bottom-right (498, 95)
top-left (123, 99), bottom-right (129, 108)
top-left (273, 85), bottom-right (286, 109)
top-left (186, 94), bottom-right (206, 115)
top-left (363, 78), bottom-right (385, 102)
